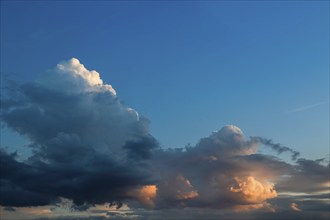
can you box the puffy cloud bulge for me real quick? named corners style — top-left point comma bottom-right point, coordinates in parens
top-left (0, 59), bottom-right (329, 217)
top-left (152, 125), bottom-right (281, 211)
top-left (1, 58), bottom-right (157, 207)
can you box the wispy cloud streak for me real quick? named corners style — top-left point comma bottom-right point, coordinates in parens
top-left (251, 137), bottom-right (300, 160)
top-left (286, 101), bottom-right (327, 114)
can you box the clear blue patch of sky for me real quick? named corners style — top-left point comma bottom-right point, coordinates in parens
top-left (1, 1), bottom-right (329, 160)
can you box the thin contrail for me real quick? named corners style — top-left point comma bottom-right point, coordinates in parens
top-left (286, 101), bottom-right (327, 114)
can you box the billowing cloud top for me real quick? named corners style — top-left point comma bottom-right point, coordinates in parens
top-left (0, 58), bottom-right (329, 220)
top-left (1, 58), bottom-right (157, 207)
top-left (38, 58), bottom-right (116, 95)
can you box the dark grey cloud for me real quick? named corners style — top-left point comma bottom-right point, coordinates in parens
top-left (251, 137), bottom-right (300, 160)
top-left (0, 58), bottom-right (328, 220)
top-left (123, 135), bottom-right (159, 161)
top-left (0, 58), bottom-right (158, 207)
top-left (276, 158), bottom-right (330, 193)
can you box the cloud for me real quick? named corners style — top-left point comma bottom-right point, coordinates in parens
top-left (128, 185), bottom-right (157, 208)
top-left (0, 58), bottom-right (329, 220)
top-left (38, 58), bottom-right (116, 95)
top-left (290, 202), bottom-right (301, 212)
top-left (149, 125), bottom-right (328, 216)
top-left (0, 58), bottom-right (158, 207)
top-left (229, 176), bottom-right (277, 203)
top-left (286, 101), bottom-right (327, 114)
top-left (149, 127), bottom-right (279, 211)
top-left (251, 137), bottom-right (300, 160)
top-left (3, 206), bottom-right (16, 212)
top-left (275, 158), bottom-right (330, 193)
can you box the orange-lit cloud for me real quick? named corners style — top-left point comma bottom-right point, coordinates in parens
top-left (290, 202), bottom-right (301, 212)
top-left (174, 175), bottom-right (199, 200)
top-left (130, 185), bottom-right (157, 208)
top-left (229, 176), bottom-right (277, 203)
top-left (156, 173), bottom-right (199, 204)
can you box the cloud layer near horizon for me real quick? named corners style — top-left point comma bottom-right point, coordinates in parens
top-left (1, 58), bottom-right (329, 219)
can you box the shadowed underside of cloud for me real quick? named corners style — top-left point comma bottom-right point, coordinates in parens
top-left (1, 58), bottom-right (159, 207)
top-left (0, 58), bottom-right (329, 219)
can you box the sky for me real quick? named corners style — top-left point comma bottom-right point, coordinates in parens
top-left (0, 1), bottom-right (329, 220)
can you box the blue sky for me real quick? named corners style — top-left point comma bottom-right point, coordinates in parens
top-left (0, 1), bottom-right (329, 219)
top-left (2, 1), bottom-right (328, 159)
